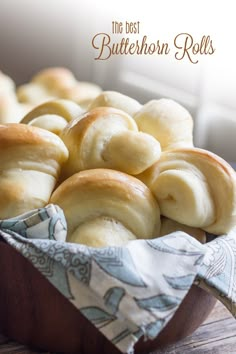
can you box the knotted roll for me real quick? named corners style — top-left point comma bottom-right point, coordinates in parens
top-left (17, 67), bottom-right (102, 108)
top-left (50, 169), bottom-right (161, 247)
top-left (60, 107), bottom-right (161, 179)
top-left (0, 124), bottom-right (68, 219)
top-left (139, 148), bottom-right (236, 235)
top-left (89, 91), bottom-right (142, 117)
top-left (21, 99), bottom-right (83, 135)
top-left (134, 99), bottom-right (193, 151)
top-left (160, 217), bottom-right (206, 243)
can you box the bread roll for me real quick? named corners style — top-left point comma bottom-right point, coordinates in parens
top-left (17, 67), bottom-right (102, 108)
top-left (17, 67), bottom-right (76, 105)
top-left (0, 71), bottom-right (15, 95)
top-left (89, 91), bottom-right (142, 117)
top-left (0, 94), bottom-right (32, 124)
top-left (58, 82), bottom-right (102, 109)
top-left (134, 99), bottom-right (193, 151)
top-left (160, 217), bottom-right (206, 243)
top-left (139, 148), bottom-right (236, 235)
top-left (0, 72), bottom-right (32, 124)
top-left (21, 99), bottom-right (83, 135)
top-left (33, 67), bottom-right (77, 91)
top-left (60, 107), bottom-right (161, 179)
top-left (33, 68), bottom-right (101, 108)
top-left (0, 124), bottom-right (68, 219)
top-left (50, 169), bottom-right (161, 247)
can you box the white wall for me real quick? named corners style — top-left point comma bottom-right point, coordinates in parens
top-left (0, 0), bottom-right (236, 161)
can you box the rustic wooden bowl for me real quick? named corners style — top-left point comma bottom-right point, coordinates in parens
top-left (0, 240), bottom-right (216, 354)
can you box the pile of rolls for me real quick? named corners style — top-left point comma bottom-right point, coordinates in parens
top-left (1, 67), bottom-right (236, 247)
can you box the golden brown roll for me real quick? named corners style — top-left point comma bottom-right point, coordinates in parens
top-left (33, 67), bottom-right (77, 91)
top-left (58, 82), bottom-right (102, 109)
top-left (21, 99), bottom-right (83, 135)
top-left (134, 99), bottom-right (193, 151)
top-left (139, 148), bottom-right (236, 235)
top-left (60, 107), bottom-right (161, 179)
top-left (0, 124), bottom-right (68, 219)
top-left (17, 67), bottom-right (76, 105)
top-left (160, 217), bottom-right (206, 243)
top-left (17, 67), bottom-right (102, 108)
top-left (50, 169), bottom-right (161, 247)
top-left (89, 91), bottom-right (142, 117)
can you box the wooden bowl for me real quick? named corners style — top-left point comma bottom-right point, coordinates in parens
top-left (0, 240), bottom-right (216, 354)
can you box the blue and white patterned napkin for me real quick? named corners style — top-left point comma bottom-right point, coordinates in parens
top-left (196, 229), bottom-right (236, 316)
top-left (0, 204), bottom-right (235, 354)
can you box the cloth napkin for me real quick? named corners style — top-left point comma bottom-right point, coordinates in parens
top-left (0, 204), bottom-right (235, 354)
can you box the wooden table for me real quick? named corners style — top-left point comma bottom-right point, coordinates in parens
top-left (0, 301), bottom-right (235, 354)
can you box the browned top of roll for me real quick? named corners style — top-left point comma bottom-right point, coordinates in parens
top-left (52, 168), bottom-right (153, 201)
top-left (32, 67), bottom-right (76, 89)
top-left (0, 124), bottom-right (68, 162)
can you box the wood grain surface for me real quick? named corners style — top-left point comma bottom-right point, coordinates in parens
top-left (0, 301), bottom-right (235, 354)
